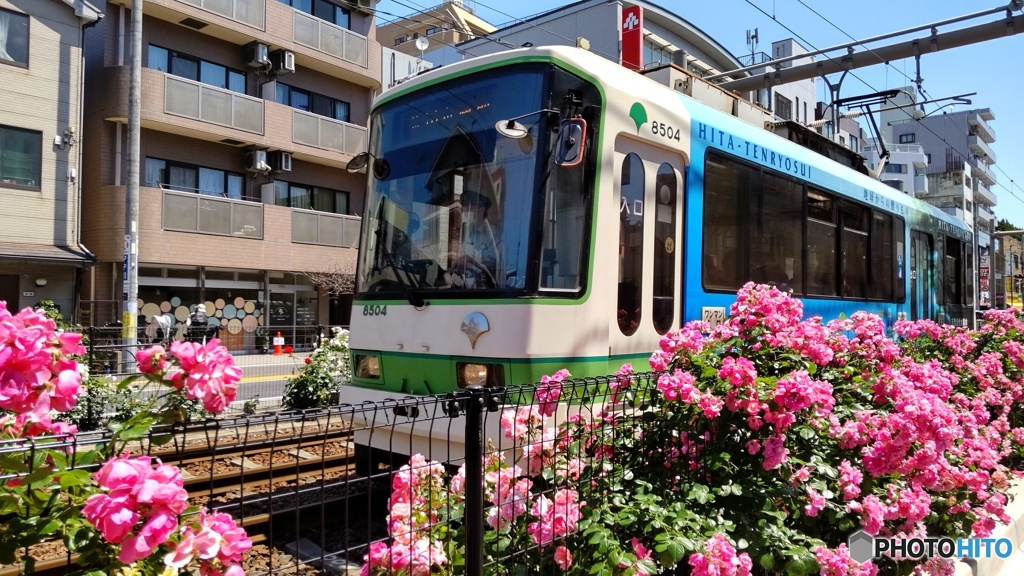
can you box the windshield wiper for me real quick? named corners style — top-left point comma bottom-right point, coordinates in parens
top-left (374, 227), bottom-right (426, 308)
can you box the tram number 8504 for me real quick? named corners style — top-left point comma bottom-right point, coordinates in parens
top-left (651, 121), bottom-right (681, 142)
top-left (362, 305), bottom-right (387, 316)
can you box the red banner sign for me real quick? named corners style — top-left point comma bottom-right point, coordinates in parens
top-left (621, 5), bottom-right (643, 71)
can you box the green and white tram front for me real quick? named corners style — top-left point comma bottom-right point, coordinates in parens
top-left (348, 61), bottom-right (601, 396)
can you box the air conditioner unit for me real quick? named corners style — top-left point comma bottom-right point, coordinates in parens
top-left (244, 42), bottom-right (270, 69)
top-left (269, 151), bottom-right (293, 172)
top-left (270, 50), bottom-right (295, 74)
top-left (354, 0), bottom-right (373, 13)
top-left (244, 149), bottom-right (270, 172)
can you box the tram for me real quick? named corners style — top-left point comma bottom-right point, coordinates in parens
top-left (344, 45), bottom-right (973, 400)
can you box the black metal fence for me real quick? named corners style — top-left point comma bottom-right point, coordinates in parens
top-left (79, 324), bottom-right (347, 414)
top-left (0, 373), bottom-right (670, 576)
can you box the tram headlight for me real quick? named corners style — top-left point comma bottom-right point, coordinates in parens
top-left (355, 354), bottom-right (381, 378)
top-left (457, 362), bottom-right (505, 388)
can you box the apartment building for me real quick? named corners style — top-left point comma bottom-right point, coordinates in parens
top-left (80, 0), bottom-right (380, 351)
top-left (378, 0), bottom-right (494, 57)
top-left (0, 0), bottom-right (100, 316)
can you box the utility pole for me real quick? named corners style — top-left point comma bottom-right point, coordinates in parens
top-left (123, 0), bottom-right (142, 367)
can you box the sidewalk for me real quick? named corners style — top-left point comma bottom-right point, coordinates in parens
top-left (954, 479), bottom-right (1024, 576)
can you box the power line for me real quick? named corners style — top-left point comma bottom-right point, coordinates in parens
top-left (741, 0), bottom-right (1024, 211)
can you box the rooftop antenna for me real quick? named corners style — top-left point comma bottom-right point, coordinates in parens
top-left (746, 27), bottom-right (759, 64)
top-left (415, 36), bottom-right (429, 70)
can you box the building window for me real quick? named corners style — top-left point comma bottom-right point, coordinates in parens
top-left (0, 8), bottom-right (29, 67)
top-left (774, 94), bottom-right (792, 121)
top-left (642, 39), bottom-right (671, 68)
top-left (839, 135), bottom-right (846, 146)
top-left (0, 125), bottom-right (41, 189)
top-left (275, 83), bottom-right (350, 122)
top-left (884, 163), bottom-right (908, 174)
top-left (426, 26), bottom-right (447, 35)
top-left (278, 0), bottom-right (350, 28)
top-left (148, 45), bottom-right (246, 94)
top-left (925, 153), bottom-right (931, 165)
top-left (145, 157), bottom-right (247, 200)
top-left (898, 133), bottom-right (916, 144)
top-left (618, 153), bottom-right (644, 336)
top-left (394, 36), bottom-right (407, 45)
top-left (274, 180), bottom-right (348, 214)
top-left (850, 135), bottom-right (859, 154)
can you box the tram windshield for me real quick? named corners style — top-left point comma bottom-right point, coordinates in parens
top-left (356, 64), bottom-right (593, 300)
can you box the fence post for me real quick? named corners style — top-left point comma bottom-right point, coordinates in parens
top-left (464, 385), bottom-right (485, 576)
top-left (87, 325), bottom-right (95, 371)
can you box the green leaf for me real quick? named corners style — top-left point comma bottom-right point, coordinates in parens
top-left (655, 537), bottom-right (687, 565)
top-left (760, 554), bottom-right (776, 570)
top-left (116, 415), bottom-right (156, 441)
top-left (59, 469), bottom-right (93, 489)
top-left (688, 484), bottom-right (711, 504)
top-left (23, 466), bottom-right (56, 488)
top-left (38, 519), bottom-right (62, 535)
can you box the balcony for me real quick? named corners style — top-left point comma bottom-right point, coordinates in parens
top-left (971, 159), bottom-right (998, 188)
top-left (162, 188), bottom-right (264, 239)
top-left (968, 109), bottom-right (996, 143)
top-left (968, 134), bottom-right (996, 165)
top-left (913, 174), bottom-right (928, 196)
top-left (165, 75), bottom-right (264, 134)
top-left (176, 0), bottom-right (264, 29)
top-left (293, 11), bottom-right (367, 68)
top-left (975, 182), bottom-right (998, 207)
top-left (977, 206), bottom-right (995, 226)
top-left (291, 209), bottom-right (360, 248)
top-left (291, 110), bottom-right (367, 155)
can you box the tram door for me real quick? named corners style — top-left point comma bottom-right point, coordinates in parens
top-left (612, 137), bottom-right (685, 347)
top-left (910, 230), bottom-right (933, 321)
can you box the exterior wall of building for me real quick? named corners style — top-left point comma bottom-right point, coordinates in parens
top-left (78, 0), bottom-right (377, 336)
top-left (421, 0), bottom-right (742, 79)
top-left (759, 39), bottom-right (815, 125)
top-left (0, 0), bottom-right (95, 314)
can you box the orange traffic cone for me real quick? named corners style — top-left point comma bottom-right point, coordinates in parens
top-left (273, 331), bottom-right (283, 355)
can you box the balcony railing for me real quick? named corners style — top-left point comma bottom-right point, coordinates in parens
top-left (293, 11), bottom-right (368, 67)
top-left (968, 113), bottom-right (996, 143)
top-left (165, 75), bottom-right (264, 134)
top-left (971, 159), bottom-right (997, 188)
top-left (968, 134), bottom-right (997, 165)
top-left (291, 209), bottom-right (360, 248)
top-left (163, 189), bottom-right (264, 239)
top-left (177, 0), bottom-right (265, 29)
top-left (291, 109), bottom-right (367, 155)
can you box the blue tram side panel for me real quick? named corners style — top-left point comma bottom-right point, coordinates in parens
top-left (676, 94), bottom-right (973, 328)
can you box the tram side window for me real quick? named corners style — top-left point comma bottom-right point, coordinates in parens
top-left (895, 218), bottom-right (906, 302)
top-left (870, 212), bottom-right (894, 300)
top-left (540, 148), bottom-right (588, 291)
top-left (653, 163), bottom-right (678, 335)
top-left (944, 237), bottom-right (964, 306)
top-left (841, 202), bottom-right (869, 298)
top-left (703, 152), bottom-right (752, 290)
top-left (807, 190), bottom-right (837, 296)
top-left (618, 153), bottom-right (645, 336)
top-left (749, 171), bottom-right (803, 292)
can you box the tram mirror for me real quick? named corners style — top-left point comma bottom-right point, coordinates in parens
top-left (346, 152), bottom-right (369, 172)
top-left (555, 118), bottom-right (587, 167)
top-left (347, 152), bottom-right (390, 180)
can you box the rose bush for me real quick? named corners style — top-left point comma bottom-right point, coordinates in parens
top-left (0, 300), bottom-right (252, 574)
top-left (365, 283), bottom-right (1024, 576)
top-left (283, 327), bottom-right (352, 410)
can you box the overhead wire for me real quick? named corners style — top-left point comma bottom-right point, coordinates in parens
top-left (742, 0), bottom-right (1024, 211)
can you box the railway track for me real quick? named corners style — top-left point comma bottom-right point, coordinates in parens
top-left (0, 412), bottom-right (391, 576)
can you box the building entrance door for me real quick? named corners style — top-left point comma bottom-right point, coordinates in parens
top-left (0, 275), bottom-right (19, 311)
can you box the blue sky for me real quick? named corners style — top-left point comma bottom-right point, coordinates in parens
top-left (373, 0), bottom-right (1024, 226)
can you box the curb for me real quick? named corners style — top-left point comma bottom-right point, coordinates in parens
top-left (953, 479), bottom-right (1024, 576)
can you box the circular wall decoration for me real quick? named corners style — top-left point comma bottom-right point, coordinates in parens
top-left (170, 297), bottom-right (181, 307)
top-left (174, 306), bottom-right (190, 322)
top-left (141, 302), bottom-right (162, 319)
top-left (233, 296), bottom-right (245, 308)
top-left (242, 315), bottom-right (258, 332)
top-left (160, 301), bottom-right (172, 313)
top-left (227, 318), bottom-right (243, 334)
top-left (244, 301), bottom-right (256, 313)
top-left (215, 298), bottom-right (225, 310)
